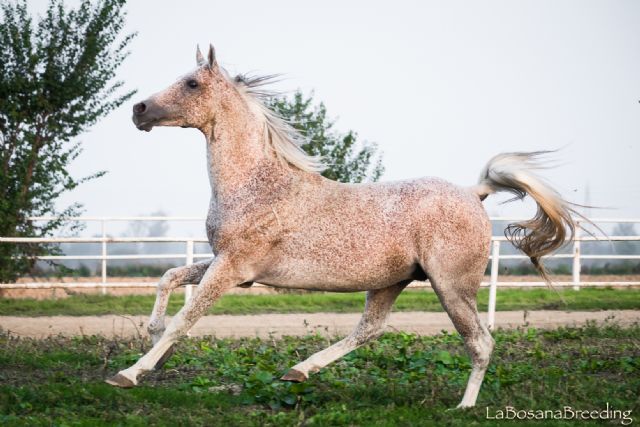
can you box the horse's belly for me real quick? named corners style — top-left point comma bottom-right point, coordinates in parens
top-left (254, 247), bottom-right (417, 292)
top-left (257, 276), bottom-right (405, 293)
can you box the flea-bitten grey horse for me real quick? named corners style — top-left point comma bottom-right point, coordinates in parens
top-left (106, 45), bottom-right (581, 408)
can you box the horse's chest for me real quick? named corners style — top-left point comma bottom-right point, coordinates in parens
top-left (205, 204), bottom-right (222, 249)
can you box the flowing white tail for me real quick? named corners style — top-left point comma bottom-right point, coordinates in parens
top-left (474, 151), bottom-right (581, 283)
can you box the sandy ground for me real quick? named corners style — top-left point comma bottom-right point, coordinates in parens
top-left (1, 310), bottom-right (637, 339)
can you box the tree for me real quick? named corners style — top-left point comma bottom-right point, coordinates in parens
top-left (0, 0), bottom-right (136, 282)
top-left (269, 91), bottom-right (384, 183)
top-left (123, 210), bottom-right (169, 240)
top-left (120, 209), bottom-right (169, 257)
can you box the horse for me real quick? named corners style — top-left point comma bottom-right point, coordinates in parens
top-left (106, 44), bottom-right (581, 409)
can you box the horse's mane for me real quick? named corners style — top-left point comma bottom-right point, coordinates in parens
top-left (231, 73), bottom-right (325, 173)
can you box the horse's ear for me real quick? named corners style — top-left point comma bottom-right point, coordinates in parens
top-left (196, 45), bottom-right (205, 66)
top-left (207, 44), bottom-right (217, 68)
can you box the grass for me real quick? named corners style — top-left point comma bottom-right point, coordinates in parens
top-left (0, 322), bottom-right (638, 426)
top-left (1, 287), bottom-right (639, 317)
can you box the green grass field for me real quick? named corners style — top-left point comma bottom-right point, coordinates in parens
top-left (1, 287), bottom-right (639, 317)
top-left (0, 323), bottom-right (638, 426)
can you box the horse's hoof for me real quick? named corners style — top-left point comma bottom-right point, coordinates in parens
top-left (280, 368), bottom-right (307, 382)
top-left (153, 344), bottom-right (176, 370)
top-left (105, 373), bottom-right (136, 388)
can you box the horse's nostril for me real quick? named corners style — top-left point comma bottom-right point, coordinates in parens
top-left (133, 102), bottom-right (147, 115)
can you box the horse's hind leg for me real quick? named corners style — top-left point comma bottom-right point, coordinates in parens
top-left (281, 281), bottom-right (408, 382)
top-left (427, 267), bottom-right (494, 409)
top-left (148, 259), bottom-right (213, 345)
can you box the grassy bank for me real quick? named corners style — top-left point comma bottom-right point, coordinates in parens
top-left (1, 287), bottom-right (639, 317)
top-left (0, 323), bottom-right (638, 426)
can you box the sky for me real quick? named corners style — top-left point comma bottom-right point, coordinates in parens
top-left (28, 1), bottom-right (640, 236)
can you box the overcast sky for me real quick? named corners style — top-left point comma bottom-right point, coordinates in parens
top-left (29, 1), bottom-right (640, 235)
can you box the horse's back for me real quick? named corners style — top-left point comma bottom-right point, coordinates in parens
top-left (333, 176), bottom-right (490, 243)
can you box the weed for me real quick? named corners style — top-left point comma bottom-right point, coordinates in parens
top-left (0, 323), bottom-right (638, 426)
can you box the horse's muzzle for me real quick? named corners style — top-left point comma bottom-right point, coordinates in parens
top-left (132, 99), bottom-right (165, 132)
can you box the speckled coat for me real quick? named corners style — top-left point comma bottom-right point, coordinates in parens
top-left (107, 45), bottom-right (579, 409)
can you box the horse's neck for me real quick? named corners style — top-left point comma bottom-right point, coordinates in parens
top-left (204, 107), bottom-right (309, 211)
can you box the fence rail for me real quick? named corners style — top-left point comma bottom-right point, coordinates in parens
top-left (1, 216), bottom-right (639, 329)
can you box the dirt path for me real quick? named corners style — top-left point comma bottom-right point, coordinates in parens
top-left (1, 310), bottom-right (637, 339)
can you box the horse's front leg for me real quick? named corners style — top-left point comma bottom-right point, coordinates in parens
top-left (106, 256), bottom-right (242, 387)
top-left (147, 259), bottom-right (213, 345)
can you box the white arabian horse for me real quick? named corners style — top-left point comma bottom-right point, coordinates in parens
top-left (107, 45), bottom-right (581, 409)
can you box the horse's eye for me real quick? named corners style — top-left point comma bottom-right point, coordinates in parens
top-left (187, 79), bottom-right (198, 89)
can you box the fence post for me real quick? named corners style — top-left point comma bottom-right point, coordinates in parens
top-left (572, 221), bottom-right (581, 291)
top-left (487, 240), bottom-right (500, 331)
top-left (184, 240), bottom-right (194, 303)
top-left (101, 219), bottom-right (107, 295)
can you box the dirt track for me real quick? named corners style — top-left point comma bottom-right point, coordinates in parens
top-left (1, 310), bottom-right (637, 339)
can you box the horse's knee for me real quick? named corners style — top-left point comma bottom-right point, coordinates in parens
top-left (160, 312), bottom-right (192, 340)
top-left (158, 267), bottom-right (180, 291)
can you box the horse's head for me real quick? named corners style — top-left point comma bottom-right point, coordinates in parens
top-left (132, 44), bottom-right (226, 133)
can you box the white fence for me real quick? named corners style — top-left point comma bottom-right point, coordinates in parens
top-left (1, 216), bottom-right (639, 329)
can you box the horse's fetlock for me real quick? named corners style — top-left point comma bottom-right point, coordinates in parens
top-left (147, 319), bottom-right (165, 335)
top-left (147, 325), bottom-right (164, 335)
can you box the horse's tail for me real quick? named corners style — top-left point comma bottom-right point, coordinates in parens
top-left (473, 151), bottom-right (580, 284)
